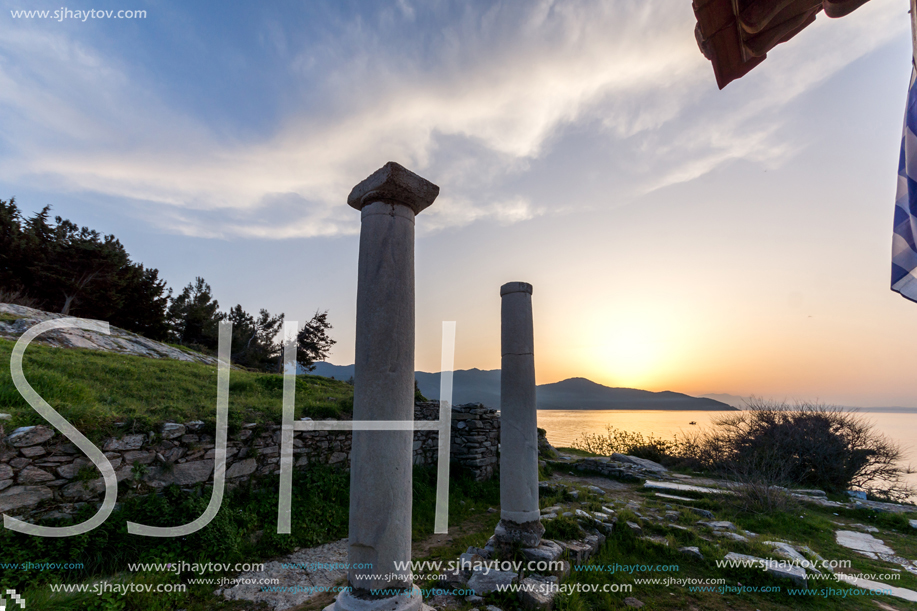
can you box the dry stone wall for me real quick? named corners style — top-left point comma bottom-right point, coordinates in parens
top-left (413, 402), bottom-right (500, 480)
top-left (0, 402), bottom-right (500, 521)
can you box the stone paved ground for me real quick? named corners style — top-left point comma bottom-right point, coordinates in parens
top-left (217, 539), bottom-right (349, 610)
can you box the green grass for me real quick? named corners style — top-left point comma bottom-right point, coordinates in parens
top-left (554, 505), bottom-right (917, 611)
top-left (1, 463), bottom-right (506, 611)
top-left (0, 464), bottom-right (351, 610)
top-left (411, 465), bottom-right (501, 542)
top-left (0, 338), bottom-right (353, 442)
top-left (566, 487), bottom-right (917, 610)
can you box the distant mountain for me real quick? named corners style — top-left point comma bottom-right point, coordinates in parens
top-left (415, 368), bottom-right (501, 406)
top-left (308, 362), bottom-right (355, 380)
top-left (847, 406), bottom-right (917, 413)
top-left (306, 363), bottom-right (735, 411)
top-left (699, 393), bottom-right (749, 409)
top-left (538, 378), bottom-right (735, 410)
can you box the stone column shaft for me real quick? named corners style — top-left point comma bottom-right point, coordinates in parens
top-left (496, 281), bottom-right (543, 549)
top-left (348, 201), bottom-right (416, 592)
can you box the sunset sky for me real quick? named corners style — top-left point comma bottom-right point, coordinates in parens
top-left (2, 0), bottom-right (916, 407)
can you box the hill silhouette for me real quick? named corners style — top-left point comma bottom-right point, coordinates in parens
top-left (308, 363), bottom-right (734, 411)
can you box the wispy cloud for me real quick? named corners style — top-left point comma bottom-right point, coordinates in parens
top-left (0, 0), bottom-right (906, 238)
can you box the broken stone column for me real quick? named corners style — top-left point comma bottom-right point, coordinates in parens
top-left (495, 281), bottom-right (544, 551)
top-left (327, 162), bottom-right (438, 611)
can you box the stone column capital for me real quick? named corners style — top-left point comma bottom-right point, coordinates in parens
top-left (500, 281), bottom-right (533, 297)
top-left (347, 161), bottom-right (439, 215)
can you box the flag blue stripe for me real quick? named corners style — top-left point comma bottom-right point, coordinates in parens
top-left (892, 65), bottom-right (917, 303)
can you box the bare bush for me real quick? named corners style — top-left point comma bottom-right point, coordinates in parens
top-left (699, 400), bottom-right (914, 502)
top-left (572, 425), bottom-right (698, 467)
top-left (0, 288), bottom-right (41, 309)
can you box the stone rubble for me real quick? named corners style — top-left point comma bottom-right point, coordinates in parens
top-left (723, 552), bottom-right (808, 588)
top-left (218, 539), bottom-right (348, 610)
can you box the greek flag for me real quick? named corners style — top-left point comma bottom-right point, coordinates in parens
top-left (893, 64), bottom-right (917, 303)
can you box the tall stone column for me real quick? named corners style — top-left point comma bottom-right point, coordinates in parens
top-left (495, 281), bottom-right (544, 551)
top-left (329, 162), bottom-right (438, 611)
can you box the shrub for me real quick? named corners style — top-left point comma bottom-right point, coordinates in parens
top-left (698, 400), bottom-right (914, 502)
top-left (0, 288), bottom-right (41, 308)
top-left (572, 425), bottom-right (693, 467)
top-left (570, 400), bottom-right (914, 505)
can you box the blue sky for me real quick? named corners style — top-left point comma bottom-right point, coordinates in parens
top-left (3, 0), bottom-right (917, 406)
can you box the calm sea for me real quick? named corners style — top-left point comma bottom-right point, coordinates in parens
top-left (536, 410), bottom-right (917, 495)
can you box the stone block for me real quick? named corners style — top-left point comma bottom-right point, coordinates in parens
top-left (766, 563), bottom-right (807, 588)
top-left (103, 434), bottom-right (145, 451)
top-left (20, 446), bottom-right (46, 458)
top-left (762, 541), bottom-right (809, 565)
top-left (105, 453), bottom-right (123, 469)
top-left (611, 453), bottom-right (667, 473)
top-left (204, 447), bottom-right (238, 460)
top-left (225, 458), bottom-right (257, 479)
top-left (521, 540), bottom-right (564, 564)
top-left (679, 546), bottom-right (704, 559)
top-left (160, 423), bottom-right (186, 440)
top-left (723, 552), bottom-right (807, 588)
top-left (163, 447), bottom-right (186, 463)
top-left (122, 450), bottom-right (156, 465)
top-left (171, 461), bottom-right (213, 485)
top-left (559, 540), bottom-right (593, 564)
top-left (56, 459), bottom-right (92, 479)
top-left (0, 485), bottom-right (53, 512)
top-left (467, 568), bottom-right (517, 595)
top-left (518, 576), bottom-right (556, 610)
top-left (712, 531), bottom-right (748, 542)
top-left (17, 465), bottom-right (54, 484)
top-left (707, 521), bottom-right (736, 530)
top-left (34, 456), bottom-right (71, 464)
top-left (7, 425), bottom-right (54, 447)
top-left (835, 530), bottom-right (895, 557)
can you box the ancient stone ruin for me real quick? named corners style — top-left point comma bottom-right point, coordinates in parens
top-left (326, 162), bottom-right (439, 611)
top-left (0, 403), bottom-right (499, 521)
top-left (494, 282), bottom-right (544, 553)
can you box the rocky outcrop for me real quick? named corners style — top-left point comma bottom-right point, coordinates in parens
top-left (573, 456), bottom-right (662, 482)
top-left (0, 303), bottom-right (219, 365)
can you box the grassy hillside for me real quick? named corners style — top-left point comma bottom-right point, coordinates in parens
top-left (0, 338), bottom-right (354, 442)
